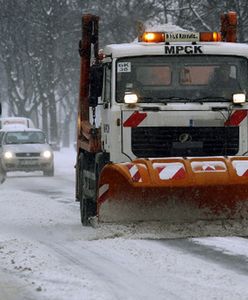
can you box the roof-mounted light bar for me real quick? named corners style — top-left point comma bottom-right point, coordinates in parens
top-left (142, 32), bottom-right (165, 43)
top-left (200, 32), bottom-right (222, 42)
top-left (140, 31), bottom-right (222, 43)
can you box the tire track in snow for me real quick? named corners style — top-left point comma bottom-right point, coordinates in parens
top-left (0, 269), bottom-right (38, 300)
top-left (157, 238), bottom-right (248, 275)
top-left (0, 223), bottom-right (182, 300)
top-left (38, 238), bottom-right (180, 300)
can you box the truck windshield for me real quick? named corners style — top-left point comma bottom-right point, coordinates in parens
top-left (116, 55), bottom-right (248, 103)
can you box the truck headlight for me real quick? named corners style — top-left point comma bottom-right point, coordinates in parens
top-left (233, 93), bottom-right (246, 104)
top-left (42, 150), bottom-right (52, 159)
top-left (124, 92), bottom-right (138, 104)
top-left (4, 151), bottom-right (13, 159)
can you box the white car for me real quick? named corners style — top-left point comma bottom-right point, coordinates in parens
top-left (0, 127), bottom-right (54, 176)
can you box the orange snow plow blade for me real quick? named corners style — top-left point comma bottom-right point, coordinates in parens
top-left (97, 157), bottom-right (248, 237)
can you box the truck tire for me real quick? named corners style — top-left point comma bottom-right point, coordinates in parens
top-left (78, 152), bottom-right (97, 226)
top-left (75, 155), bottom-right (80, 201)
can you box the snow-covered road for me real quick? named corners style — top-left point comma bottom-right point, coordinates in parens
top-left (1, 148), bottom-right (248, 300)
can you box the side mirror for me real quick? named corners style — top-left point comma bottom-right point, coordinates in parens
top-left (89, 64), bottom-right (103, 107)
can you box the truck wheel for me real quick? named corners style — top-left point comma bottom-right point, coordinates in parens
top-left (80, 195), bottom-right (88, 226)
top-left (75, 156), bottom-right (80, 201)
top-left (78, 153), bottom-right (97, 226)
top-left (80, 194), bottom-right (96, 226)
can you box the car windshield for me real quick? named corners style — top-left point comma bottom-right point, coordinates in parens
top-left (4, 131), bottom-right (46, 144)
top-left (116, 55), bottom-right (248, 103)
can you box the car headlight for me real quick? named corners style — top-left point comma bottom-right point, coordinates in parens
top-left (42, 150), bottom-right (52, 159)
top-left (4, 151), bottom-right (13, 159)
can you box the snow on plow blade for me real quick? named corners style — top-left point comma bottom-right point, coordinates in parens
top-left (97, 157), bottom-right (248, 236)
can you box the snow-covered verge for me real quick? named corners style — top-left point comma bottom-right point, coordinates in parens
top-left (1, 148), bottom-right (248, 300)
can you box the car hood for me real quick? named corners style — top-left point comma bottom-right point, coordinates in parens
top-left (1, 143), bottom-right (52, 154)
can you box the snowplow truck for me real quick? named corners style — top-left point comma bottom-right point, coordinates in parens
top-left (76, 12), bottom-right (248, 236)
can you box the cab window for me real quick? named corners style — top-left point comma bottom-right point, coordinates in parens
top-left (102, 63), bottom-right (111, 104)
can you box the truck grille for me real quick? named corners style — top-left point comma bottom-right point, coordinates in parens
top-left (131, 126), bottom-right (239, 157)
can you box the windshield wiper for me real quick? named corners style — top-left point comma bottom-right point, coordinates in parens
top-left (194, 96), bottom-right (230, 102)
top-left (163, 96), bottom-right (231, 103)
top-left (155, 96), bottom-right (205, 103)
top-left (162, 96), bottom-right (195, 102)
top-left (139, 96), bottom-right (230, 104)
top-left (139, 96), bottom-right (192, 103)
top-left (139, 96), bottom-right (155, 103)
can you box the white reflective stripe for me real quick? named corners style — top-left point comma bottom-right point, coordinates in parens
top-left (159, 165), bottom-right (182, 179)
top-left (202, 164), bottom-right (215, 171)
top-left (129, 165), bottom-right (142, 182)
top-left (98, 184), bottom-right (109, 198)
top-left (123, 163), bottom-right (142, 182)
top-left (191, 161), bottom-right (226, 172)
top-left (232, 161), bottom-right (248, 176)
top-left (153, 162), bottom-right (185, 180)
top-left (129, 165), bottom-right (138, 177)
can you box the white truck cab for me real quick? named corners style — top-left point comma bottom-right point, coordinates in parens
top-left (99, 39), bottom-right (248, 163)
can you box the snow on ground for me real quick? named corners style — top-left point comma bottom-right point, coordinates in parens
top-left (1, 148), bottom-right (248, 299)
